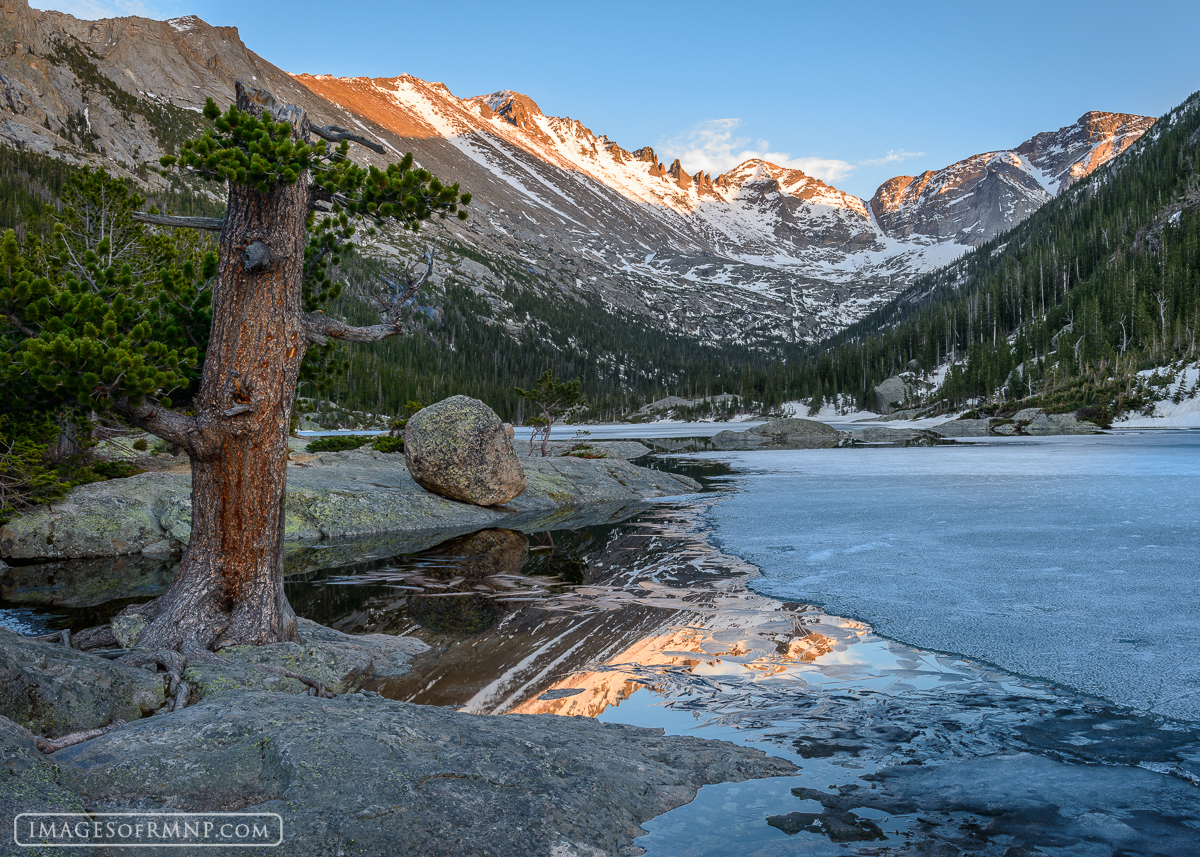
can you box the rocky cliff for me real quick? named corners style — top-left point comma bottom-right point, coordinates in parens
top-left (870, 112), bottom-right (1155, 246)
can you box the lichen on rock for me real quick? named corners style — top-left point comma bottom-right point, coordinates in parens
top-left (404, 396), bottom-right (528, 506)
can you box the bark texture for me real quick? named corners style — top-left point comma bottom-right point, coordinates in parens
top-left (125, 83), bottom-right (428, 653)
top-left (137, 101), bottom-right (312, 651)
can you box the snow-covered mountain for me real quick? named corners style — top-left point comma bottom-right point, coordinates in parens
top-left (0, 0), bottom-right (1155, 344)
top-left (870, 111), bottom-right (1155, 246)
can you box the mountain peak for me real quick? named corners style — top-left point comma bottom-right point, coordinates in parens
top-left (476, 90), bottom-right (544, 130)
top-left (871, 109), bottom-right (1154, 245)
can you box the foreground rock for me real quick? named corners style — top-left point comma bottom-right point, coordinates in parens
top-left (1, 450), bottom-right (698, 561)
top-left (158, 618), bottom-right (429, 701)
top-left (35, 690), bottom-right (794, 856)
top-left (0, 631), bottom-right (165, 738)
top-left (405, 395), bottom-right (527, 505)
top-left (0, 628), bottom-right (795, 856)
top-left (711, 417), bottom-right (845, 450)
top-left (0, 619), bottom-right (428, 736)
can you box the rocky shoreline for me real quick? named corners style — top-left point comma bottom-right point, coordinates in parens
top-left (0, 408), bottom-right (1104, 564)
top-left (642, 408), bottom-right (1103, 453)
top-left (0, 442), bottom-right (697, 563)
top-left (1, 619), bottom-right (794, 856)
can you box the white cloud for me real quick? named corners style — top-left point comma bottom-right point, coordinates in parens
top-left (658, 119), bottom-right (855, 185)
top-left (859, 149), bottom-right (926, 167)
top-left (28, 0), bottom-right (164, 20)
top-left (659, 120), bottom-right (930, 189)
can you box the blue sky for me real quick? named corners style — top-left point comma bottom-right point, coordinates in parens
top-left (31, 0), bottom-right (1200, 199)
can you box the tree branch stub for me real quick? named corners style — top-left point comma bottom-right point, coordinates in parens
top-left (132, 212), bottom-right (225, 231)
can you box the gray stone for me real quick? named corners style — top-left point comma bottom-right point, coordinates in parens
top-left (0, 472), bottom-right (189, 560)
top-left (930, 410), bottom-right (1102, 439)
top-left (511, 455), bottom-right (699, 518)
top-left (0, 632), bottom-right (165, 738)
top-left (0, 715), bottom-right (85, 830)
top-left (521, 440), bottom-right (652, 460)
top-left (182, 618), bottom-right (429, 701)
top-left (576, 440), bottom-right (652, 459)
top-left (110, 613), bottom-right (148, 649)
top-left (1, 446), bottom-right (699, 562)
top-left (53, 690), bottom-right (796, 856)
top-left (854, 426), bottom-right (923, 443)
top-left (711, 418), bottom-right (843, 451)
top-left (874, 376), bottom-right (915, 415)
top-left (1019, 408), bottom-right (1102, 436)
top-left (930, 418), bottom-right (995, 438)
top-left (405, 396), bottom-right (528, 506)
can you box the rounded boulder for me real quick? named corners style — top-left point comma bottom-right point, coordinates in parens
top-left (404, 396), bottom-right (527, 506)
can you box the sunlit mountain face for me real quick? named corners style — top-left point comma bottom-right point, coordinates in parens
top-left (0, 0), bottom-right (1154, 344)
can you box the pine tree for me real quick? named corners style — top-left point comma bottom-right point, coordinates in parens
top-left (9, 82), bottom-right (468, 653)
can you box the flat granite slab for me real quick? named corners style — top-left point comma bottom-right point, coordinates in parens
top-left (37, 690), bottom-right (793, 857)
top-left (0, 623), bottom-right (794, 857)
top-left (1, 451), bottom-right (699, 561)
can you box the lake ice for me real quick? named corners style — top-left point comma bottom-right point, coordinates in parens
top-left (703, 430), bottom-right (1200, 723)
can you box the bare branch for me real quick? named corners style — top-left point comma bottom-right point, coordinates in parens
top-left (385, 240), bottom-right (437, 309)
top-left (115, 398), bottom-right (201, 451)
top-left (302, 315), bottom-right (407, 344)
top-left (303, 242), bottom-right (437, 345)
top-left (1, 311), bottom-right (37, 338)
top-left (310, 124), bottom-right (386, 155)
top-left (132, 212), bottom-right (225, 232)
top-left (36, 720), bottom-right (127, 753)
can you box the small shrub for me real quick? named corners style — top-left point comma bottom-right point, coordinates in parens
top-left (306, 435), bottom-right (370, 453)
top-left (1075, 405), bottom-right (1112, 428)
top-left (0, 439), bottom-right (71, 523)
top-left (370, 435), bottom-right (404, 454)
top-left (132, 438), bottom-right (149, 451)
top-left (90, 461), bottom-right (143, 480)
top-left (565, 443), bottom-right (605, 459)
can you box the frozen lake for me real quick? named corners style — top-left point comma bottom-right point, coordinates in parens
top-left (704, 430), bottom-right (1200, 722)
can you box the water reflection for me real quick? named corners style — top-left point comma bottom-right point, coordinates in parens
top-left (289, 496), bottom-right (1200, 855)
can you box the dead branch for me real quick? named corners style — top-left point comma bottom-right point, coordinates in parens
top-left (132, 212), bottom-right (225, 231)
top-left (30, 630), bottom-right (69, 645)
top-left (72, 625), bottom-right (119, 651)
top-left (35, 720), bottom-right (126, 754)
top-left (302, 242), bottom-right (436, 345)
top-left (2, 310), bottom-right (38, 337)
top-left (115, 397), bottom-right (201, 451)
top-left (310, 124), bottom-right (386, 155)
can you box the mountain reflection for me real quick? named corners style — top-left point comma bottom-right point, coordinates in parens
top-left (288, 500), bottom-right (863, 717)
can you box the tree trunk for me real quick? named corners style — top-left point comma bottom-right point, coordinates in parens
top-left (136, 174), bottom-right (310, 652)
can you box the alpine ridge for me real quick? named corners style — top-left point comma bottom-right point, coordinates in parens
top-left (0, 0), bottom-right (1155, 343)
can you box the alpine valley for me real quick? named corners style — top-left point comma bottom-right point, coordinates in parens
top-left (0, 0), bottom-right (1153, 351)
